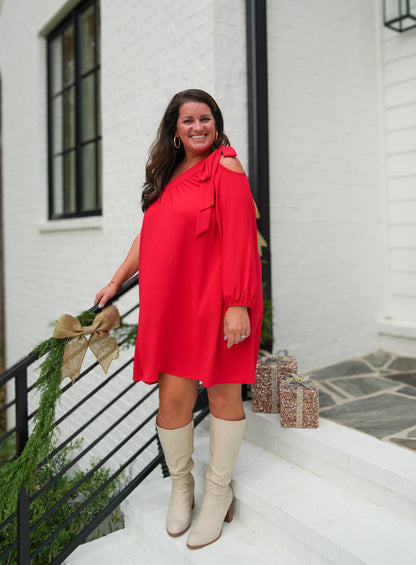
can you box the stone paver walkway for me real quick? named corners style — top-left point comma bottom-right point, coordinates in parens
top-left (307, 350), bottom-right (416, 453)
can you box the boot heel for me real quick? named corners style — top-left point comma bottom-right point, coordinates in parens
top-left (224, 501), bottom-right (233, 523)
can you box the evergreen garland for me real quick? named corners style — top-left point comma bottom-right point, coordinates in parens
top-left (0, 310), bottom-right (99, 518)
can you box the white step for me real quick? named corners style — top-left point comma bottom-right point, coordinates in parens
top-left (191, 422), bottom-right (416, 565)
top-left (63, 529), bottom-right (153, 565)
top-left (120, 417), bottom-right (416, 565)
top-left (122, 474), bottom-right (297, 565)
top-left (242, 402), bottom-right (416, 523)
top-left (66, 405), bottom-right (416, 564)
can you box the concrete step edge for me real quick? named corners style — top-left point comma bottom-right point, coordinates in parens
top-left (63, 529), bottom-right (154, 565)
top-left (190, 427), bottom-right (416, 565)
top-left (122, 478), bottom-right (313, 565)
top-left (241, 402), bottom-right (416, 519)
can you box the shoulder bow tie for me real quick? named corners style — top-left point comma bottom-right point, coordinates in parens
top-left (195, 147), bottom-right (237, 237)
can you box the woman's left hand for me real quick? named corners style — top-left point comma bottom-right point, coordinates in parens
top-left (224, 306), bottom-right (250, 349)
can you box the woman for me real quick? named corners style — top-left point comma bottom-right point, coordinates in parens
top-left (95, 89), bottom-right (262, 550)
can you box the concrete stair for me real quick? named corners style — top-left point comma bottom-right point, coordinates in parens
top-left (65, 403), bottom-right (416, 564)
top-left (64, 529), bottom-right (153, 565)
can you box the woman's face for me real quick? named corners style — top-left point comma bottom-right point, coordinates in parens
top-left (175, 101), bottom-right (217, 159)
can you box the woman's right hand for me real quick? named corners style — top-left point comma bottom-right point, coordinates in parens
top-left (94, 281), bottom-right (121, 308)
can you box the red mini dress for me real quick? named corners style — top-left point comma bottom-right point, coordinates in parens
top-left (133, 146), bottom-right (262, 388)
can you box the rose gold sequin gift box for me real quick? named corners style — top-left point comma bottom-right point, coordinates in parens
top-left (252, 354), bottom-right (298, 413)
top-left (280, 374), bottom-right (319, 428)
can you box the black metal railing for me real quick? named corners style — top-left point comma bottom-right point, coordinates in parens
top-left (0, 275), bottom-right (210, 564)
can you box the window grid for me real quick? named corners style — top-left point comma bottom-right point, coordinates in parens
top-left (47, 0), bottom-right (101, 219)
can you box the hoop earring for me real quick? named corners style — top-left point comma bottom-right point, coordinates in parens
top-left (173, 136), bottom-right (181, 149)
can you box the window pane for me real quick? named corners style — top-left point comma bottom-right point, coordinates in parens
top-left (63, 24), bottom-right (75, 86)
top-left (64, 150), bottom-right (76, 214)
top-left (80, 4), bottom-right (96, 74)
top-left (51, 35), bottom-right (63, 95)
top-left (53, 155), bottom-right (63, 215)
top-left (48, 1), bottom-right (101, 219)
top-left (64, 87), bottom-right (75, 149)
top-left (53, 95), bottom-right (63, 154)
top-left (81, 74), bottom-right (95, 141)
top-left (82, 143), bottom-right (96, 211)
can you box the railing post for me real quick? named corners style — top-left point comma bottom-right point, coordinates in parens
top-left (15, 367), bottom-right (31, 564)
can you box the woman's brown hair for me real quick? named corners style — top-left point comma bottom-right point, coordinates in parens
top-left (141, 89), bottom-right (230, 211)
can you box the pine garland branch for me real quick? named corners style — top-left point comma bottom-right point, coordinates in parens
top-left (0, 310), bottom-right (98, 518)
top-left (0, 338), bottom-right (65, 518)
top-left (113, 322), bottom-right (138, 350)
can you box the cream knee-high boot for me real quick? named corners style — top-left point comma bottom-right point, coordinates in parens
top-left (187, 414), bottom-right (245, 549)
top-left (157, 419), bottom-right (195, 537)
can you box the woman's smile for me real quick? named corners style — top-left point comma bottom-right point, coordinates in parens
top-left (175, 101), bottom-right (216, 157)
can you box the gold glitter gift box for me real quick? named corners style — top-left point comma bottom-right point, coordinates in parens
top-left (280, 374), bottom-right (319, 428)
top-left (252, 354), bottom-right (298, 413)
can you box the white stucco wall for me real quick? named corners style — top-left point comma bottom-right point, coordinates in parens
top-left (267, 0), bottom-right (384, 372)
top-left (378, 22), bottom-right (416, 356)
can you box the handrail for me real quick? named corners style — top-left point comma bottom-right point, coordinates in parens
top-left (0, 273), bottom-right (211, 564)
top-left (0, 353), bottom-right (38, 387)
top-left (0, 273), bottom-right (139, 386)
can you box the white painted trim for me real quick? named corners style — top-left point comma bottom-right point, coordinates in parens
top-left (38, 0), bottom-right (81, 37)
top-left (378, 318), bottom-right (416, 339)
top-left (375, 0), bottom-right (392, 325)
top-left (38, 217), bottom-right (103, 233)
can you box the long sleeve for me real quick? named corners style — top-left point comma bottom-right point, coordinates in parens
top-left (215, 165), bottom-right (261, 308)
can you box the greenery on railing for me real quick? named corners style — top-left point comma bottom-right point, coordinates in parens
top-left (0, 310), bottom-right (96, 516)
top-left (0, 440), bottom-right (123, 564)
top-left (0, 433), bottom-right (15, 464)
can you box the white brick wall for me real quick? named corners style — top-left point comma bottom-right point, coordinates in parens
top-left (378, 19), bottom-right (416, 355)
top-left (266, 0), bottom-right (384, 371)
top-left (0, 0), bottom-right (247, 364)
top-left (1, 0), bottom-right (415, 466)
top-left (0, 0), bottom-right (247, 466)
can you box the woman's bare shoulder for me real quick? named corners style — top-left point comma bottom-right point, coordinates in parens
top-left (219, 154), bottom-right (245, 174)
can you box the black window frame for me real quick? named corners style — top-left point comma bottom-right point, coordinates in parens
top-left (47, 0), bottom-right (101, 220)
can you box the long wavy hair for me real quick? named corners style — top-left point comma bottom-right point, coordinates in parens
top-left (141, 89), bottom-right (230, 211)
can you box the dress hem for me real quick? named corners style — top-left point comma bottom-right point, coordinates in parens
top-left (133, 371), bottom-right (256, 388)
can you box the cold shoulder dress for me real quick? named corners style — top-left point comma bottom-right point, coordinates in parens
top-left (133, 146), bottom-right (262, 388)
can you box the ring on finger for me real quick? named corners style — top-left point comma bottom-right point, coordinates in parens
top-left (240, 334), bottom-right (247, 339)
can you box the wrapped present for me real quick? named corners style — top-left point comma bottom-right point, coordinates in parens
top-left (252, 354), bottom-right (297, 413)
top-left (280, 374), bottom-right (319, 428)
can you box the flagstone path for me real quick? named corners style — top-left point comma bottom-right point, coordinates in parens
top-left (306, 350), bottom-right (416, 452)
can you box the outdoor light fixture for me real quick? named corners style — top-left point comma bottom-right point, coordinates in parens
top-left (384, 0), bottom-right (416, 32)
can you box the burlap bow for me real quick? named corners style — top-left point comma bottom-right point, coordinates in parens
top-left (53, 305), bottom-right (121, 383)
